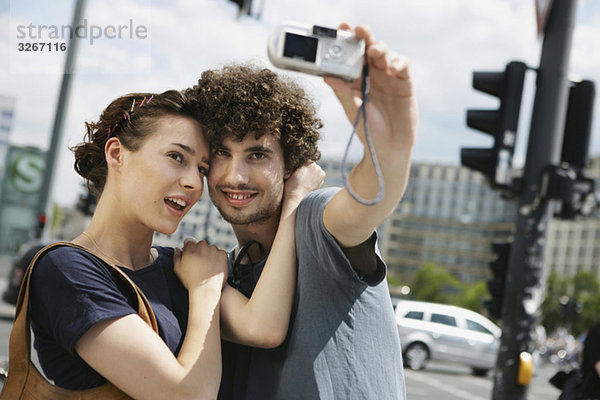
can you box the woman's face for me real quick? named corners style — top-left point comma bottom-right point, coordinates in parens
top-left (116, 115), bottom-right (209, 235)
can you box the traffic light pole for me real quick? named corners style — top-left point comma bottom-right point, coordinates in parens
top-left (35, 0), bottom-right (86, 238)
top-left (492, 1), bottom-right (578, 399)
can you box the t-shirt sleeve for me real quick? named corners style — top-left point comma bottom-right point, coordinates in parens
top-left (30, 247), bottom-right (137, 355)
top-left (296, 187), bottom-right (387, 287)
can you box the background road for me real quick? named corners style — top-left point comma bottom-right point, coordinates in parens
top-left (405, 360), bottom-right (562, 399)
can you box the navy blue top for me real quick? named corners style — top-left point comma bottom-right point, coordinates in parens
top-left (30, 245), bottom-right (188, 390)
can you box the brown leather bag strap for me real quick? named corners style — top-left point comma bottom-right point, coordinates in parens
top-left (0, 241), bottom-right (161, 399)
top-left (8, 241), bottom-right (159, 380)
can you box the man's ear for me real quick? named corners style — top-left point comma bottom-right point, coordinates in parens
top-left (284, 170), bottom-right (292, 180)
top-left (105, 137), bottom-right (124, 170)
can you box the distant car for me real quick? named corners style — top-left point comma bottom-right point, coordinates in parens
top-left (2, 239), bottom-right (52, 306)
top-left (395, 300), bottom-right (501, 376)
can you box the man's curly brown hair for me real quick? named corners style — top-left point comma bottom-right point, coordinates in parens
top-left (184, 64), bottom-right (322, 173)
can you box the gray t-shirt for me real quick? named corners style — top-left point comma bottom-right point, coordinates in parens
top-left (219, 187), bottom-right (406, 400)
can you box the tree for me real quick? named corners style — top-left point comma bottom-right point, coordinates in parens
top-left (572, 270), bottom-right (600, 335)
top-left (410, 262), bottom-right (462, 304)
top-left (540, 269), bottom-right (600, 336)
top-left (541, 270), bottom-right (570, 333)
top-left (454, 281), bottom-right (488, 314)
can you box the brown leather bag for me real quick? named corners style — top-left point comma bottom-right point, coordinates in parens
top-left (0, 242), bottom-right (159, 399)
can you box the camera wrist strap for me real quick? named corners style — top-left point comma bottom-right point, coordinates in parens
top-left (341, 58), bottom-right (385, 206)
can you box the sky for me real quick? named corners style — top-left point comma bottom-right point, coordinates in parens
top-left (0, 0), bottom-right (599, 208)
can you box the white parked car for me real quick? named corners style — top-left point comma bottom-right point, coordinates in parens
top-left (395, 300), bottom-right (501, 376)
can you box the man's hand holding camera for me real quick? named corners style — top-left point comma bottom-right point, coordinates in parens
top-left (267, 21), bottom-right (417, 245)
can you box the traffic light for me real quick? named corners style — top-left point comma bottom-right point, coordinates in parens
top-left (547, 80), bottom-right (597, 219)
top-left (561, 80), bottom-right (595, 170)
top-left (37, 213), bottom-right (47, 236)
top-left (76, 190), bottom-right (97, 216)
top-left (485, 240), bottom-right (511, 320)
top-left (461, 61), bottom-right (527, 193)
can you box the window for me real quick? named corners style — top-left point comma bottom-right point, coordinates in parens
top-left (404, 311), bottom-right (424, 320)
top-left (430, 313), bottom-right (457, 327)
top-left (467, 319), bottom-right (492, 335)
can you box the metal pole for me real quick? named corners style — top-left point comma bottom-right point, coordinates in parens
top-left (492, 1), bottom-right (578, 398)
top-left (35, 0), bottom-right (86, 238)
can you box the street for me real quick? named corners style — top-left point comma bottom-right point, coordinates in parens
top-left (405, 360), bottom-right (562, 400)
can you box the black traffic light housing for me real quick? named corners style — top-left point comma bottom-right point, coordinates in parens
top-left (37, 214), bottom-right (47, 235)
top-left (76, 189), bottom-right (97, 216)
top-left (461, 61), bottom-right (527, 194)
top-left (544, 80), bottom-right (597, 219)
top-left (561, 80), bottom-right (595, 171)
top-left (485, 240), bottom-right (512, 320)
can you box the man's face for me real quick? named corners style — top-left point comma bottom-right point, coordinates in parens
top-left (207, 133), bottom-right (288, 226)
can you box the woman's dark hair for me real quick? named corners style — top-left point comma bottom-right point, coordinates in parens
top-left (72, 90), bottom-right (201, 198)
top-left (184, 64), bottom-right (322, 173)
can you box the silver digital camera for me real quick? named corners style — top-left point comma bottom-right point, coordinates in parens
top-left (267, 23), bottom-right (365, 82)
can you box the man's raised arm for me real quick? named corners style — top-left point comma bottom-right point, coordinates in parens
top-left (323, 23), bottom-right (419, 248)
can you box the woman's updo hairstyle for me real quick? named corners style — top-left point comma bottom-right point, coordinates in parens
top-left (72, 90), bottom-right (199, 198)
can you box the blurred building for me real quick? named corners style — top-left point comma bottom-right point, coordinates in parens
top-left (51, 205), bottom-right (92, 242)
top-left (380, 157), bottom-right (600, 285)
top-left (379, 162), bottom-right (516, 284)
top-left (0, 145), bottom-right (46, 254)
top-left (0, 95), bottom-right (16, 180)
top-left (0, 97), bottom-right (52, 256)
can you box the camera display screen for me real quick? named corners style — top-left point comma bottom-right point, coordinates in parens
top-left (283, 32), bottom-right (318, 63)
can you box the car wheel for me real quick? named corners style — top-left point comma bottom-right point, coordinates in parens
top-left (471, 368), bottom-right (488, 377)
top-left (404, 342), bottom-right (429, 370)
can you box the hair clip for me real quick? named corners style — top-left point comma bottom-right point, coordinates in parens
top-left (109, 94), bottom-right (155, 138)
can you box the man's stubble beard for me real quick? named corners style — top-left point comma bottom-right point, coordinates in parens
top-left (208, 185), bottom-right (283, 225)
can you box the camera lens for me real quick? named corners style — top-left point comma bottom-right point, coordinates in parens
top-left (327, 44), bottom-right (343, 59)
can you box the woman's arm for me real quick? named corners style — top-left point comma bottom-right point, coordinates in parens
top-left (219, 162), bottom-right (325, 348)
top-left (75, 241), bottom-right (227, 400)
